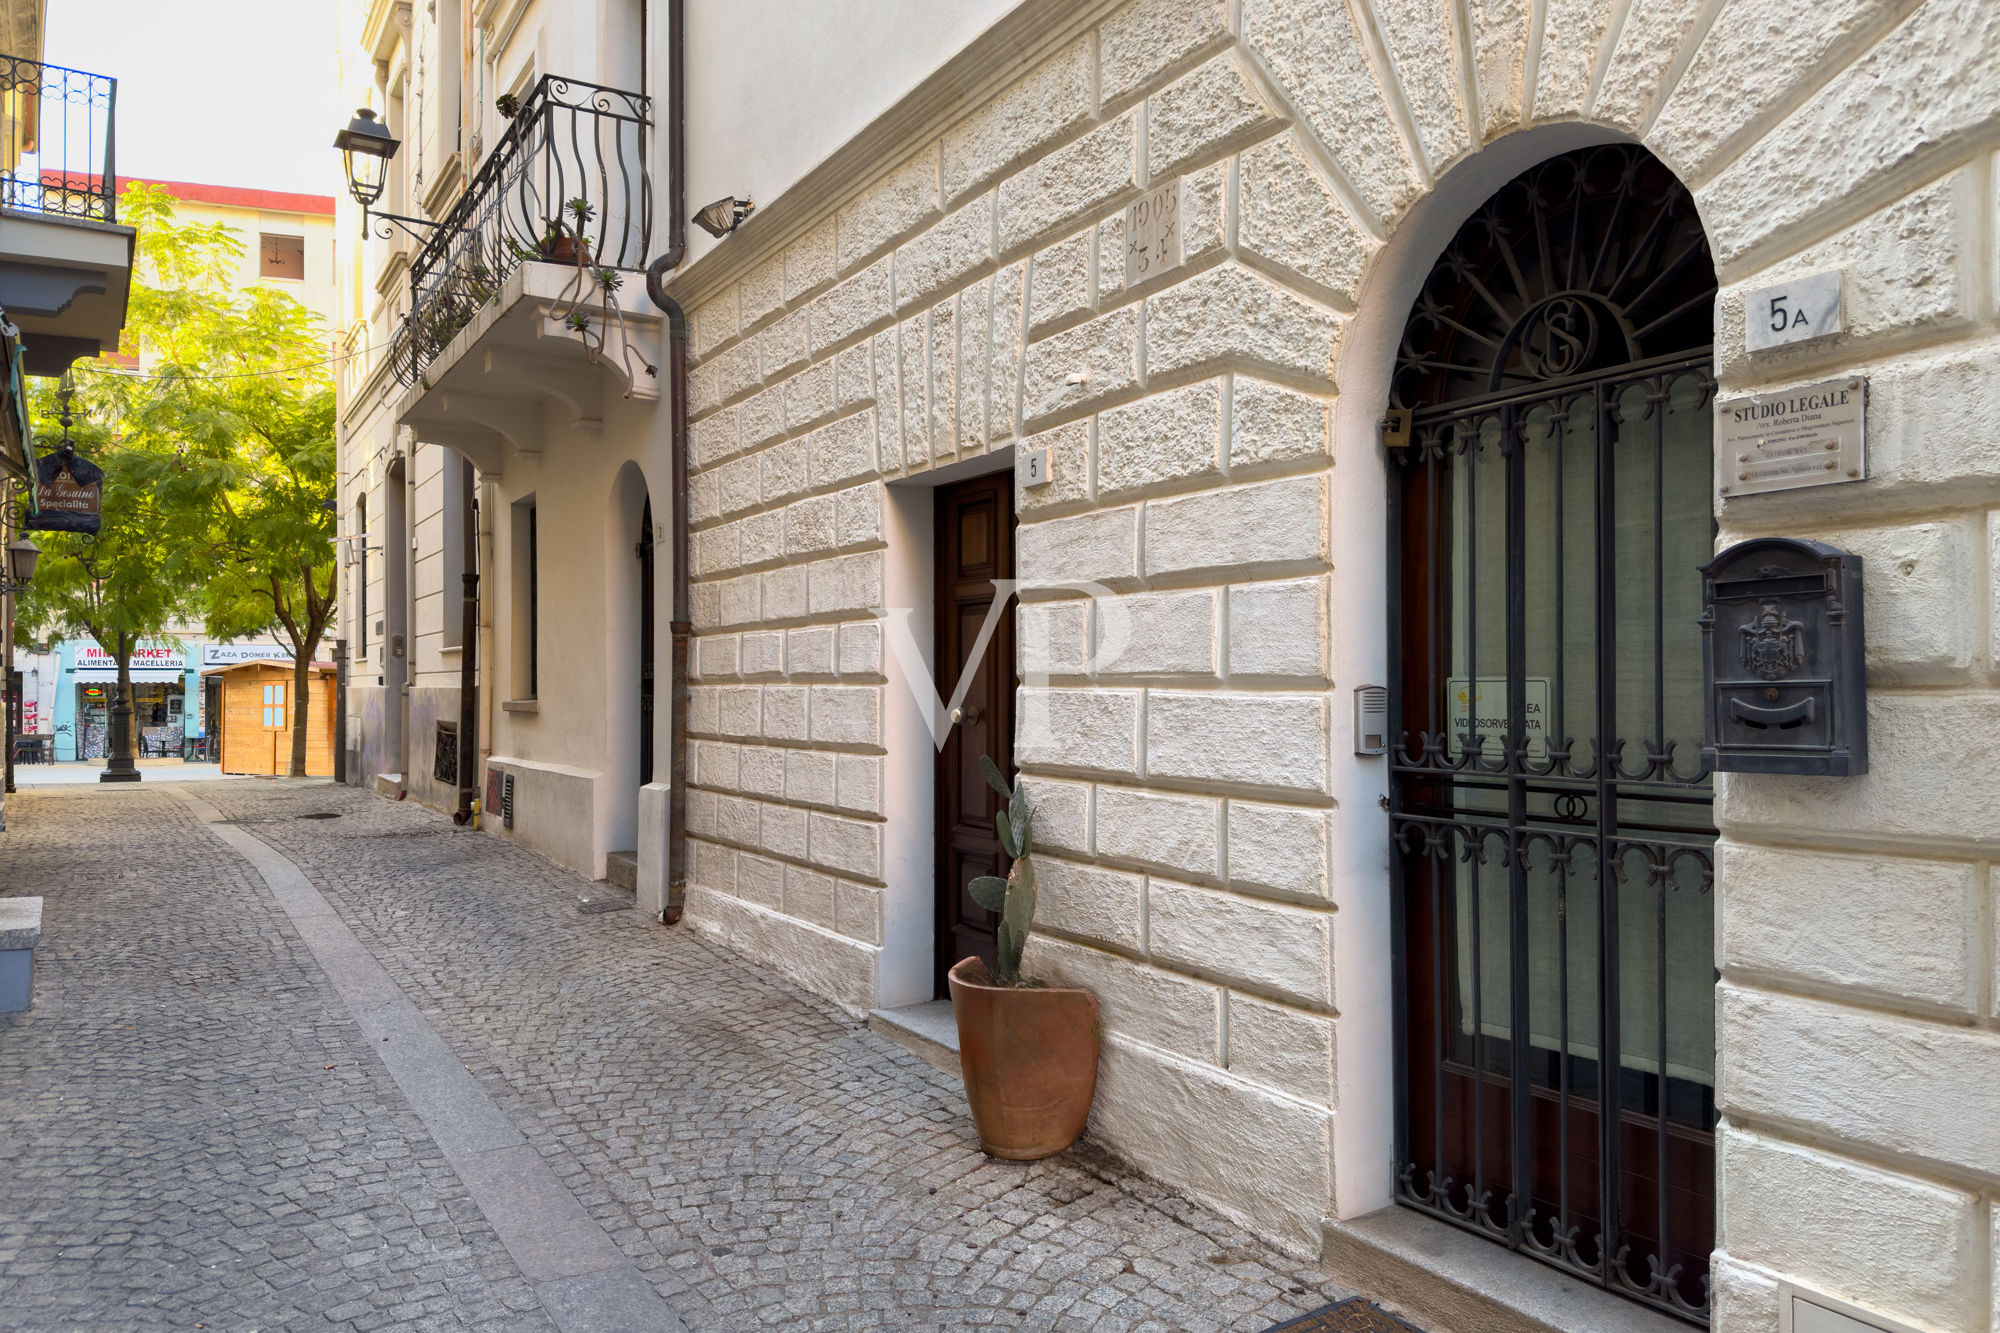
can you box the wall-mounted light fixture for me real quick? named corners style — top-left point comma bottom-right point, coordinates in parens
top-left (333, 108), bottom-right (438, 244)
top-left (694, 196), bottom-right (755, 238)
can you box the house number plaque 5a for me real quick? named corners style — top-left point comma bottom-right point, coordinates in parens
top-left (1744, 269), bottom-right (1842, 352)
top-left (1124, 178), bottom-right (1181, 289)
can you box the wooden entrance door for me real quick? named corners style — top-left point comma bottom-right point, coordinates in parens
top-left (934, 473), bottom-right (1016, 996)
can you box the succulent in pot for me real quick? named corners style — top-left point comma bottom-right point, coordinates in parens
top-left (948, 756), bottom-right (1101, 1161)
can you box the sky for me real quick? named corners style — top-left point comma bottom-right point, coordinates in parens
top-left (45, 0), bottom-right (341, 198)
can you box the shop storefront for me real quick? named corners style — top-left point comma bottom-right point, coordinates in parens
top-left (48, 638), bottom-right (305, 760)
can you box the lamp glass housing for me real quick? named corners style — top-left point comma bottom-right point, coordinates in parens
top-left (334, 108), bottom-right (400, 208)
top-left (6, 537), bottom-right (38, 588)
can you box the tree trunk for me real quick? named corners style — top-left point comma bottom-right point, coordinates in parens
top-left (289, 645), bottom-right (310, 778)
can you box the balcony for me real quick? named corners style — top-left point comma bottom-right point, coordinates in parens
top-left (389, 75), bottom-right (661, 473)
top-left (0, 52), bottom-right (133, 374)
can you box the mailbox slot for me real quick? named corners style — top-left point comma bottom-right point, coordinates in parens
top-left (1700, 537), bottom-right (1865, 776)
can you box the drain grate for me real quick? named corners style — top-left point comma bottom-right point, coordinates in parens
top-left (1264, 1299), bottom-right (1427, 1333)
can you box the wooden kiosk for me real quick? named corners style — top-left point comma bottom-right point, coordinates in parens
top-left (204, 660), bottom-right (337, 776)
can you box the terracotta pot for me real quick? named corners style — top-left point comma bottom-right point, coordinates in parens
top-left (948, 956), bottom-right (1100, 1160)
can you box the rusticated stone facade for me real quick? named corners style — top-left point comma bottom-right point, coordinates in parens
top-left (659, 2), bottom-right (2000, 1330)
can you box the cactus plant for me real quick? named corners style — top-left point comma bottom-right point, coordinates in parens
top-left (966, 755), bottom-right (1037, 984)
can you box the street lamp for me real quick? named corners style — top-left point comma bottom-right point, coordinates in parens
top-left (0, 537), bottom-right (36, 594)
top-left (333, 108), bottom-right (436, 243)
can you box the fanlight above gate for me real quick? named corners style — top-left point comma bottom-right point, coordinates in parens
top-left (1391, 144), bottom-right (1717, 409)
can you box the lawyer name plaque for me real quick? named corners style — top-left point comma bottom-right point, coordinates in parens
top-left (1716, 376), bottom-right (1865, 498)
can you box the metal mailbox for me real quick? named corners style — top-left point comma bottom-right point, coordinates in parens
top-left (1699, 536), bottom-right (1866, 776)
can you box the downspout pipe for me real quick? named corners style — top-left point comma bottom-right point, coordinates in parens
top-left (643, 0), bottom-right (688, 923)
top-left (452, 455), bottom-right (478, 825)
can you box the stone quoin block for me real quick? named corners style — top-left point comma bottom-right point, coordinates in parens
top-left (689, 471), bottom-right (722, 525)
top-left (1226, 577), bottom-right (1327, 681)
top-left (738, 746), bottom-right (784, 799)
top-left (737, 511), bottom-right (783, 570)
top-left (1146, 56), bottom-right (1277, 182)
top-left (688, 361), bottom-right (721, 415)
top-left (713, 794), bottom-right (761, 846)
top-left (808, 411), bottom-right (879, 490)
top-left (1028, 228), bottom-right (1093, 339)
top-left (1717, 841), bottom-right (1975, 1012)
top-left (837, 622), bottom-right (881, 677)
top-left (1097, 0), bottom-right (1230, 107)
top-left (995, 112), bottom-right (1141, 257)
top-left (927, 299), bottom-right (958, 455)
top-left (1026, 856), bottom-right (1144, 953)
top-left (1018, 599), bottom-right (1090, 677)
top-left (784, 749), bottom-right (837, 807)
top-left (895, 192), bottom-right (993, 312)
top-left (1225, 800), bottom-right (1330, 902)
top-left (1021, 306), bottom-right (1140, 427)
top-left (687, 685), bottom-right (720, 736)
top-left (1016, 775), bottom-right (1089, 854)
top-left (954, 278), bottom-right (992, 450)
top-left (940, 39), bottom-right (1092, 203)
top-left (685, 789), bottom-right (718, 838)
top-left (808, 685), bottom-right (879, 747)
top-left (805, 551), bottom-right (883, 618)
top-left (1225, 991), bottom-right (1335, 1104)
top-left (740, 385), bottom-right (786, 451)
top-left (1182, 162), bottom-right (1227, 265)
top-left (1695, 2), bottom-right (2000, 266)
top-left (896, 315), bottom-right (931, 467)
top-left (761, 686), bottom-right (808, 743)
top-left (735, 852), bottom-right (784, 909)
top-left (760, 565), bottom-right (806, 623)
top-left (1095, 589), bottom-right (1217, 678)
top-left (1721, 983), bottom-right (2000, 1178)
top-left (761, 307), bottom-right (810, 381)
top-left (712, 339), bottom-right (761, 406)
top-left (1015, 687), bottom-right (1140, 776)
top-left (1593, 0), bottom-right (1711, 134)
top-left (786, 626), bottom-right (836, 677)
top-left (986, 262), bottom-right (1025, 442)
top-left (691, 289), bottom-right (738, 359)
top-left (835, 879), bottom-right (883, 944)
top-left (695, 634), bottom-right (740, 681)
top-left (808, 812), bottom-right (881, 881)
top-left (1718, 1125), bottom-right (1982, 1332)
top-left (691, 838), bottom-right (736, 894)
top-left (739, 631), bottom-right (783, 677)
top-left (836, 146), bottom-right (941, 274)
top-left (1146, 878), bottom-right (1332, 1009)
top-left (738, 251), bottom-right (785, 332)
top-left (694, 740), bottom-right (739, 790)
top-left (759, 802), bottom-right (808, 860)
top-left (758, 438), bottom-right (809, 506)
top-left (834, 754), bottom-right (882, 816)
top-left (1017, 505), bottom-right (1139, 589)
top-left (715, 685), bottom-right (761, 739)
top-left (1095, 382), bottom-right (1224, 501)
top-left (784, 218), bottom-right (836, 302)
top-left (1144, 474), bottom-right (1327, 580)
top-left (783, 865), bottom-right (838, 929)
top-left (1238, 134), bottom-right (1376, 306)
top-left (835, 341), bottom-right (872, 410)
top-left (784, 494), bottom-right (838, 560)
top-left (1093, 785), bottom-right (1220, 880)
top-left (691, 406), bottom-right (740, 468)
top-left (715, 454), bottom-right (761, 518)
top-left (1367, 0), bottom-right (1471, 172)
top-left (808, 257), bottom-right (892, 356)
top-left (1144, 264), bottom-right (1341, 384)
top-left (1241, 0), bottom-right (1419, 223)
top-left (784, 360), bottom-right (838, 433)
top-left (1014, 417), bottom-right (1090, 517)
top-left (719, 573), bottom-right (764, 629)
top-left (1023, 935), bottom-right (1221, 1061)
top-left (1230, 377), bottom-right (1330, 470)
top-left (835, 483), bottom-right (884, 549)
top-left (1094, 213), bottom-right (1125, 305)
top-left (1147, 691), bottom-right (1329, 795)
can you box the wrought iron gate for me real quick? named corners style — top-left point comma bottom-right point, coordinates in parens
top-left (1386, 146), bottom-right (1720, 1324)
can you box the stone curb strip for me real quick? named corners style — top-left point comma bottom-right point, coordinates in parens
top-left (174, 790), bottom-right (686, 1333)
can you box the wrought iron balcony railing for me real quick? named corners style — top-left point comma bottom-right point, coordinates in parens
top-left (391, 75), bottom-right (651, 388)
top-left (0, 53), bottom-right (117, 223)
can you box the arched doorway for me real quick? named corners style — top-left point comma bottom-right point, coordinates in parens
top-left (1386, 144), bottom-right (1718, 1322)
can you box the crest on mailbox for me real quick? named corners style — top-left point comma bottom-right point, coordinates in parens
top-left (1740, 601), bottom-right (1805, 679)
top-left (1699, 536), bottom-right (1865, 776)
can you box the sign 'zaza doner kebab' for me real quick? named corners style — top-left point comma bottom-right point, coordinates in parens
top-left (1716, 376), bottom-right (1866, 499)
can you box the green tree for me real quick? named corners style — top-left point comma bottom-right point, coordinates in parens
top-left (29, 184), bottom-right (339, 777)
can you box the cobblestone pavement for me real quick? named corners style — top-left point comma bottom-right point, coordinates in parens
top-left (1, 780), bottom-right (1357, 1331)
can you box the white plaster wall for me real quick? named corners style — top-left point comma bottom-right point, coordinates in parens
top-left (664, 0), bottom-right (2000, 1322)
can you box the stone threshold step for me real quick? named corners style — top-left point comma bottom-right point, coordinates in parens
top-left (1320, 1207), bottom-right (1690, 1333)
top-left (604, 850), bottom-right (638, 892)
top-left (866, 1000), bottom-right (961, 1077)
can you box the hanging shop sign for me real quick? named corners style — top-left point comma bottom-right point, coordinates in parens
top-left (27, 444), bottom-right (103, 534)
top-left (1716, 376), bottom-right (1866, 499)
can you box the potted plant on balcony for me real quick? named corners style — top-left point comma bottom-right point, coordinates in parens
top-left (947, 756), bottom-right (1101, 1160)
top-left (540, 197), bottom-right (595, 265)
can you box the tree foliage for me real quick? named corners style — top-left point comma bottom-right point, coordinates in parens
top-left (19, 184), bottom-right (338, 776)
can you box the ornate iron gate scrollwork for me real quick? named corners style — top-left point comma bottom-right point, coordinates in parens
top-left (1386, 145), bottom-right (1720, 1324)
